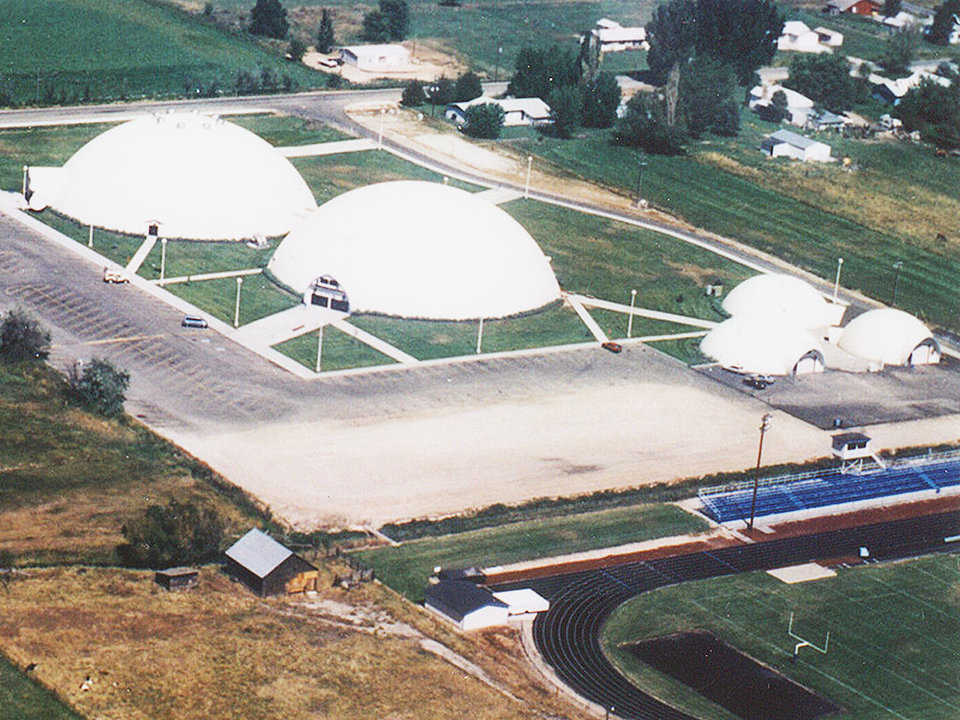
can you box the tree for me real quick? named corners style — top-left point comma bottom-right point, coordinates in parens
top-left (361, 10), bottom-right (391, 42)
top-left (896, 78), bottom-right (960, 147)
top-left (0, 308), bottom-right (50, 363)
top-left (883, 25), bottom-right (921, 75)
top-left (317, 9), bottom-right (335, 53)
top-left (785, 53), bottom-right (856, 111)
top-left (679, 57), bottom-right (737, 137)
top-left (453, 71), bottom-right (483, 102)
top-left (249, 0), bottom-right (289, 39)
top-left (379, 0), bottom-right (409, 40)
top-left (427, 75), bottom-right (456, 106)
top-left (549, 85), bottom-right (584, 138)
top-left (68, 358), bottom-right (129, 417)
top-left (401, 79), bottom-right (426, 106)
top-left (463, 102), bottom-right (505, 138)
top-left (507, 45), bottom-right (580, 100)
top-left (883, 0), bottom-right (902, 16)
top-left (928, 0), bottom-right (960, 45)
top-left (646, 0), bottom-right (698, 84)
top-left (287, 38), bottom-right (307, 62)
top-left (614, 93), bottom-right (687, 154)
top-left (581, 72), bottom-right (621, 128)
top-left (116, 500), bottom-right (225, 569)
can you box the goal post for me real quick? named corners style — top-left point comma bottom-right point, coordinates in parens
top-left (788, 612), bottom-right (830, 662)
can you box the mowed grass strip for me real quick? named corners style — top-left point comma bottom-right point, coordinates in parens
top-left (227, 114), bottom-right (350, 147)
top-left (165, 275), bottom-right (299, 326)
top-left (356, 504), bottom-right (711, 602)
top-left (0, 0), bottom-right (324, 105)
top-left (0, 364), bottom-right (263, 565)
top-left (603, 553), bottom-right (960, 720)
top-left (138, 240), bottom-right (275, 281)
top-left (0, 653), bottom-right (81, 720)
top-left (274, 325), bottom-right (396, 372)
top-left (0, 123), bottom-right (117, 191)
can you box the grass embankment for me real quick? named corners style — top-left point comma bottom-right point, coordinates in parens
top-left (274, 325), bottom-right (396, 372)
top-left (0, 566), bottom-right (558, 720)
top-left (520, 119), bottom-right (960, 332)
top-left (357, 504), bottom-right (710, 602)
top-left (0, 653), bottom-right (81, 720)
top-left (603, 553), bottom-right (960, 720)
top-left (0, 0), bottom-right (325, 106)
top-left (0, 363), bottom-right (267, 566)
top-left (228, 114), bottom-right (350, 147)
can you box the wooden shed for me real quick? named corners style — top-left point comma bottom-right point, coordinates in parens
top-left (224, 529), bottom-right (316, 597)
top-left (154, 567), bottom-right (199, 591)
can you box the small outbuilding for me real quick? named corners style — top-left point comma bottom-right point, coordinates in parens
top-left (425, 580), bottom-right (509, 630)
top-left (492, 588), bottom-right (551, 616)
top-left (762, 129), bottom-right (832, 162)
top-left (339, 44), bottom-right (411, 72)
top-left (154, 567), bottom-right (199, 591)
top-left (224, 528), bottom-right (316, 597)
top-left (591, 19), bottom-right (648, 52)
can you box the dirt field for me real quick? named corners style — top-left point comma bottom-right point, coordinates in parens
top-left (304, 41), bottom-right (468, 84)
top-left (0, 565), bottom-right (583, 720)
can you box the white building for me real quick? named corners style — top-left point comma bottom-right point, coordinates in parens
top-left (491, 588), bottom-right (551, 616)
top-left (700, 317), bottom-right (826, 376)
top-left (778, 20), bottom-right (833, 53)
top-left (749, 84), bottom-right (815, 125)
top-left (267, 181), bottom-right (561, 320)
top-left (814, 26), bottom-right (845, 47)
top-left (445, 96), bottom-right (553, 127)
top-left (838, 308), bottom-right (941, 366)
top-left (761, 129), bottom-right (833, 162)
top-left (592, 18), bottom-right (648, 52)
top-left (425, 581), bottom-right (509, 631)
top-left (24, 112), bottom-right (316, 240)
top-left (722, 273), bottom-right (845, 329)
top-left (870, 70), bottom-right (951, 104)
top-left (339, 44), bottom-right (411, 72)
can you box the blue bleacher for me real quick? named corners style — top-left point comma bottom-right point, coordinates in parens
top-left (701, 458), bottom-right (960, 524)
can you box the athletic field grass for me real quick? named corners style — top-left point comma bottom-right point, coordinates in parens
top-left (0, 362), bottom-right (266, 566)
top-left (603, 552), bottom-right (960, 720)
top-left (0, 0), bottom-right (324, 106)
top-left (519, 122), bottom-right (960, 333)
top-left (274, 325), bottom-right (396, 372)
top-left (0, 653), bottom-right (81, 720)
top-left (356, 503), bottom-right (711, 602)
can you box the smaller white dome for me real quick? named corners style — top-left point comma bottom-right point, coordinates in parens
top-left (722, 274), bottom-right (835, 329)
top-left (839, 309), bottom-right (939, 366)
top-left (701, 317), bottom-right (824, 376)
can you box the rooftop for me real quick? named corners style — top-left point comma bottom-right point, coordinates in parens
top-left (224, 528), bottom-right (293, 579)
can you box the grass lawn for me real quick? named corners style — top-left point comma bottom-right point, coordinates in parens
top-left (0, 0), bottom-right (324, 106)
top-left (356, 503), bottom-right (710, 602)
top-left (588, 307), bottom-right (707, 340)
top-left (31, 210), bottom-right (145, 268)
top-left (647, 336), bottom-right (711, 365)
top-left (138, 240), bottom-right (275, 281)
top-left (349, 302), bottom-right (592, 360)
top-left (518, 127), bottom-right (960, 332)
top-left (603, 553), bottom-right (960, 720)
top-left (0, 653), bottom-right (81, 720)
top-left (292, 149), bottom-right (480, 204)
top-left (165, 274), bottom-right (298, 326)
top-left (0, 123), bottom-right (117, 191)
top-left (0, 363), bottom-right (265, 565)
top-left (273, 325), bottom-right (396, 372)
top-left (227, 114), bottom-right (350, 147)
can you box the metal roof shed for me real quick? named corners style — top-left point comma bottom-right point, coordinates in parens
top-left (224, 528), bottom-right (316, 596)
top-left (425, 581), bottom-right (509, 630)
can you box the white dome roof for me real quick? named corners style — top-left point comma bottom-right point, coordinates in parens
top-left (722, 274), bottom-right (834, 329)
top-left (701, 316), bottom-right (823, 375)
top-left (268, 181), bottom-right (561, 320)
top-left (31, 112), bottom-right (316, 239)
top-left (838, 308), bottom-right (936, 365)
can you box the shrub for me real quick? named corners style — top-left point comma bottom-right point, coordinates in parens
top-left (287, 38), bottom-right (307, 62)
top-left (0, 308), bottom-right (50, 363)
top-left (117, 500), bottom-right (225, 569)
top-left (67, 358), bottom-right (130, 417)
top-left (249, 0), bottom-right (289, 39)
top-left (453, 71), bottom-right (483, 102)
top-left (463, 102), bottom-right (505, 138)
top-left (401, 79), bottom-right (426, 106)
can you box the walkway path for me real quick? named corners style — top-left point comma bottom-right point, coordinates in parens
top-left (331, 319), bottom-right (419, 364)
top-left (564, 295), bottom-right (608, 344)
top-left (571, 294), bottom-right (719, 329)
top-left (233, 304), bottom-right (342, 348)
top-left (125, 235), bottom-right (156, 274)
top-left (473, 186), bottom-right (523, 205)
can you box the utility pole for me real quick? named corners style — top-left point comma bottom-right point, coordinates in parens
top-left (635, 155), bottom-right (648, 207)
top-left (748, 413), bottom-right (773, 531)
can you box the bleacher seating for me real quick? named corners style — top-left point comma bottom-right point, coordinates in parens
top-left (700, 457), bottom-right (960, 524)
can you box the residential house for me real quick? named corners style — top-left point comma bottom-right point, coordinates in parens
top-left (778, 21), bottom-right (833, 53)
top-left (806, 108), bottom-right (846, 131)
top-left (592, 18), bottom-right (648, 52)
top-left (762, 129), bottom-right (833, 162)
top-left (826, 0), bottom-right (881, 15)
top-left (445, 96), bottom-right (553, 127)
top-left (749, 84), bottom-right (815, 126)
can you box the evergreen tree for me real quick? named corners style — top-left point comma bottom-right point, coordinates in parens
top-left (928, 0), bottom-right (960, 45)
top-left (453, 71), bottom-right (483, 102)
top-left (380, 0), bottom-right (409, 40)
top-left (317, 9), bottom-right (335, 53)
top-left (249, 0), bottom-right (289, 39)
top-left (361, 10), bottom-right (391, 42)
top-left (549, 85), bottom-right (584, 138)
top-left (581, 72), bottom-right (621, 128)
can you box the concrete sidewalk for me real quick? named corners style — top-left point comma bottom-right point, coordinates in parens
top-left (565, 295), bottom-right (608, 343)
top-left (233, 304), bottom-right (343, 348)
top-left (571, 293), bottom-right (718, 329)
top-left (331, 319), bottom-right (419, 364)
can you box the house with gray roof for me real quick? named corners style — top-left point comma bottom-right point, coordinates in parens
top-left (761, 129), bottom-right (833, 162)
top-left (224, 528), bottom-right (315, 596)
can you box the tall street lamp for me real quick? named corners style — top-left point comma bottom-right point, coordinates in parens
top-left (234, 276), bottom-right (243, 328)
top-left (832, 257), bottom-right (844, 303)
top-left (747, 413), bottom-right (773, 531)
top-left (627, 289), bottom-right (637, 338)
top-left (635, 155), bottom-right (648, 208)
top-left (892, 260), bottom-right (904, 307)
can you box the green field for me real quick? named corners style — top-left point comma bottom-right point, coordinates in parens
top-left (228, 114), bottom-right (350, 147)
top-left (0, 0), bottom-right (325, 106)
top-left (274, 325), bottom-right (396, 371)
top-left (166, 274), bottom-right (299, 326)
top-left (603, 553), bottom-right (960, 720)
top-left (357, 503), bottom-right (710, 602)
top-left (518, 125), bottom-right (960, 332)
top-left (0, 653), bottom-right (81, 720)
top-left (0, 123), bottom-right (116, 191)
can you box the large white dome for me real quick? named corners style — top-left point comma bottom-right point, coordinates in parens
top-left (268, 181), bottom-right (561, 320)
top-left (701, 316), bottom-right (824, 376)
top-left (838, 308), bottom-right (940, 366)
top-left (722, 274), bottom-right (836, 329)
top-left (27, 112), bottom-right (316, 240)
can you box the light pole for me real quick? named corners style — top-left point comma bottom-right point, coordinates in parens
top-left (378, 108), bottom-right (385, 150)
top-left (160, 237), bottom-right (168, 283)
top-left (635, 155), bottom-right (648, 208)
top-left (524, 155), bottom-right (532, 199)
top-left (892, 260), bottom-right (904, 307)
top-left (495, 45), bottom-right (503, 82)
top-left (476, 317), bottom-right (484, 354)
top-left (832, 257), bottom-right (844, 303)
top-left (234, 276), bottom-right (243, 328)
top-left (627, 289), bottom-right (637, 338)
top-left (88, 224), bottom-right (94, 248)
top-left (315, 325), bottom-right (324, 374)
top-left (747, 413), bottom-right (773, 531)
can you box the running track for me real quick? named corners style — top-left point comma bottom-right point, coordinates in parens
top-left (492, 510), bottom-right (960, 719)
